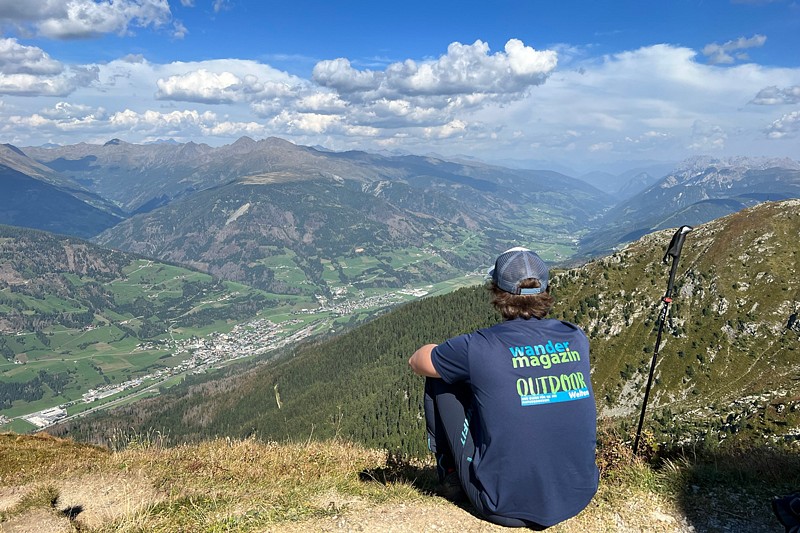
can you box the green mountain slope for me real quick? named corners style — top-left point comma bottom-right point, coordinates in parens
top-left (24, 137), bottom-right (612, 217)
top-left (0, 144), bottom-right (125, 239)
top-left (0, 225), bottom-right (272, 426)
top-left (94, 160), bottom-right (605, 295)
top-left (51, 200), bottom-right (800, 454)
top-left (559, 199), bottom-right (800, 443)
top-left (22, 136), bottom-right (614, 297)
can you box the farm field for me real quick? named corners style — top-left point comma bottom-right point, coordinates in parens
top-left (1, 262), bottom-right (488, 432)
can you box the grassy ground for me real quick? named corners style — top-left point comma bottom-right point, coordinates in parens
top-left (1, 427), bottom-right (797, 532)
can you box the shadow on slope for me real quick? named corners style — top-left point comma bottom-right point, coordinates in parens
top-left (662, 442), bottom-right (800, 532)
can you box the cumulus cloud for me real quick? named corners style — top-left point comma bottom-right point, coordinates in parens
top-left (0, 0), bottom-right (175, 39)
top-left (702, 34), bottom-right (766, 65)
top-left (312, 58), bottom-right (378, 93)
top-left (313, 39), bottom-right (557, 100)
top-left (157, 69), bottom-right (259, 103)
top-left (1, 36), bottom-right (798, 164)
top-left (424, 119), bottom-right (467, 139)
top-left (154, 60), bottom-right (306, 105)
top-left (269, 110), bottom-right (341, 135)
top-left (751, 85), bottom-right (800, 105)
top-left (38, 101), bottom-right (105, 120)
top-left (107, 108), bottom-right (265, 138)
top-left (0, 104), bottom-right (264, 142)
top-left (0, 39), bottom-right (98, 95)
top-left (765, 111), bottom-right (800, 139)
top-left (295, 92), bottom-right (348, 114)
top-left (0, 38), bottom-right (62, 75)
top-left (300, 39), bottom-right (558, 136)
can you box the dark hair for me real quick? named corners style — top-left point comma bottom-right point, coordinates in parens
top-left (489, 278), bottom-right (555, 320)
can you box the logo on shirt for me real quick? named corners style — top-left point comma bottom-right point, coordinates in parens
top-left (509, 338), bottom-right (591, 406)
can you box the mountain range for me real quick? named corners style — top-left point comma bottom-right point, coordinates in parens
top-left (14, 137), bottom-right (617, 296)
top-left (7, 140), bottom-right (797, 283)
top-left (0, 144), bottom-right (123, 238)
top-left (579, 156), bottom-right (800, 255)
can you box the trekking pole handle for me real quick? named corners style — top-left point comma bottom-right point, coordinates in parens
top-left (662, 225), bottom-right (693, 299)
top-left (662, 225), bottom-right (693, 264)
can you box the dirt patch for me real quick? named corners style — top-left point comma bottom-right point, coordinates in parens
top-left (0, 487), bottom-right (26, 513)
top-left (272, 490), bottom-right (699, 533)
top-left (274, 500), bottom-right (513, 533)
top-left (0, 508), bottom-right (71, 533)
top-left (1, 471), bottom-right (160, 532)
top-left (54, 471), bottom-right (161, 529)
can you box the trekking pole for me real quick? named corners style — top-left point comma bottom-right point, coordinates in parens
top-left (632, 225), bottom-right (693, 457)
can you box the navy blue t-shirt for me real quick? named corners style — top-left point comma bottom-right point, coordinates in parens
top-left (431, 317), bottom-right (599, 526)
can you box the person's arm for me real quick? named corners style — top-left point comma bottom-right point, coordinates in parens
top-left (408, 343), bottom-right (441, 378)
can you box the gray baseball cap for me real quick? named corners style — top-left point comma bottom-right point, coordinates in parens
top-left (488, 247), bottom-right (549, 295)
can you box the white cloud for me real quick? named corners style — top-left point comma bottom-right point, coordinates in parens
top-left (1, 37), bottom-right (798, 166)
top-left (589, 142), bottom-right (613, 152)
top-left (0, 40), bottom-right (98, 95)
top-left (4, 109), bottom-right (103, 133)
top-left (751, 85), bottom-right (800, 105)
top-left (110, 108), bottom-right (215, 129)
top-left (765, 111), bottom-right (800, 139)
top-left (313, 39), bottom-right (557, 100)
top-left (154, 60), bottom-right (306, 104)
top-left (38, 101), bottom-right (104, 119)
top-left (156, 69), bottom-right (255, 103)
top-left (702, 34), bottom-right (766, 65)
top-left (269, 110), bottom-right (341, 135)
top-left (311, 58), bottom-right (378, 93)
top-left (0, 38), bottom-right (62, 75)
top-left (172, 19), bottom-right (188, 39)
top-left (295, 92), bottom-right (348, 114)
top-left (0, 0), bottom-right (174, 39)
top-left (423, 119), bottom-right (467, 139)
top-left (213, 0), bottom-right (231, 13)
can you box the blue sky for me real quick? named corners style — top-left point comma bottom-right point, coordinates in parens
top-left (1, 0), bottom-right (799, 172)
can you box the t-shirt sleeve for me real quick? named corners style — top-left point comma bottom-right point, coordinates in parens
top-left (430, 333), bottom-right (471, 384)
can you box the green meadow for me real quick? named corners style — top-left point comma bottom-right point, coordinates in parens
top-left (0, 254), bottom-right (310, 428)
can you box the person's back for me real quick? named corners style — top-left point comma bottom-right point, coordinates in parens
top-left (409, 247), bottom-right (598, 528)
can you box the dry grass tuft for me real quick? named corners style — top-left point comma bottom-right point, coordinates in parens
top-left (0, 432), bottom-right (110, 486)
top-left (1, 433), bottom-right (430, 532)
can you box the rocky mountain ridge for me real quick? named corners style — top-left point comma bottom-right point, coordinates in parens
top-left (579, 156), bottom-right (800, 255)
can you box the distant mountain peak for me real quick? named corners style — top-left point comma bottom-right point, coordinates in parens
top-left (677, 155), bottom-right (800, 172)
top-left (103, 138), bottom-right (124, 146)
top-left (2, 143), bottom-right (27, 157)
top-left (232, 136), bottom-right (256, 146)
